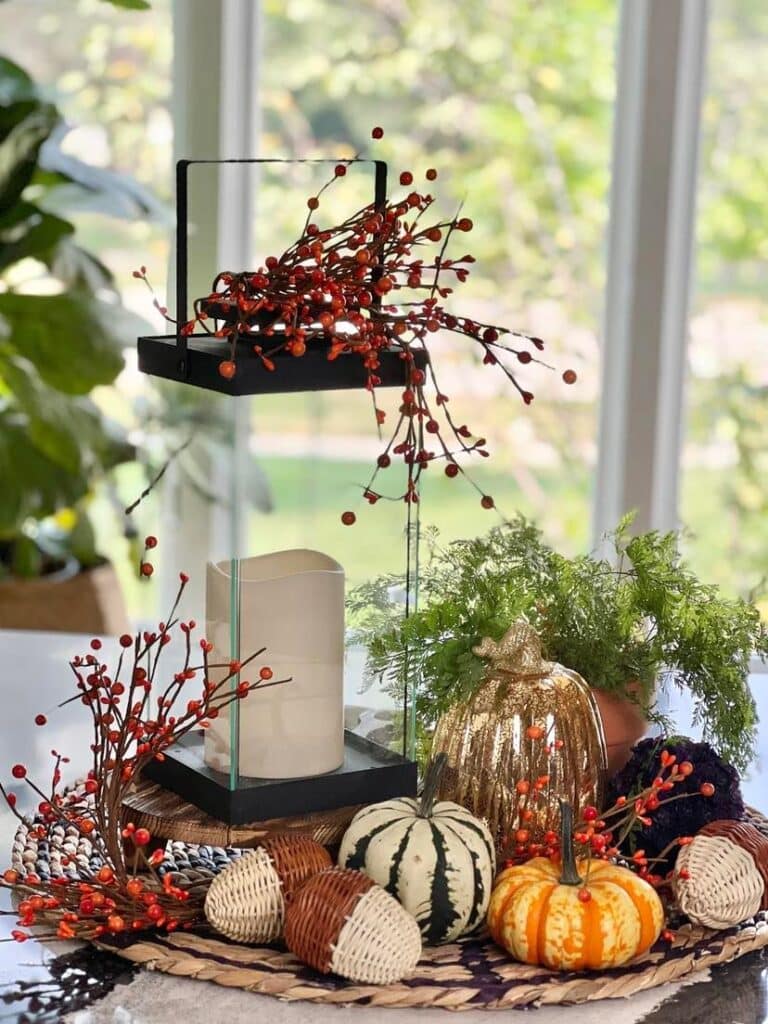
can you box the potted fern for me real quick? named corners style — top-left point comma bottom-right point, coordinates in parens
top-left (350, 517), bottom-right (768, 773)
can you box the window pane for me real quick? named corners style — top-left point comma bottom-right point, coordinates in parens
top-left (259, 0), bottom-right (617, 557)
top-left (680, 0), bottom-right (768, 609)
top-left (1, 0), bottom-right (173, 621)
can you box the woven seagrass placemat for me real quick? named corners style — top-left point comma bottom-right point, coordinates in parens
top-left (97, 915), bottom-right (768, 1010)
top-left (14, 807), bottom-right (768, 1011)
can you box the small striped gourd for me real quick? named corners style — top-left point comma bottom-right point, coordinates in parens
top-left (488, 802), bottom-right (664, 971)
top-left (338, 754), bottom-right (496, 944)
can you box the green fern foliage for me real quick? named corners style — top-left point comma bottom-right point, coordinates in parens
top-left (350, 517), bottom-right (767, 771)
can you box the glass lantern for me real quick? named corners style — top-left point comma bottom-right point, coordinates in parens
top-left (138, 158), bottom-right (418, 824)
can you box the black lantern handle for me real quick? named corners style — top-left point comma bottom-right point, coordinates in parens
top-left (174, 158), bottom-right (388, 378)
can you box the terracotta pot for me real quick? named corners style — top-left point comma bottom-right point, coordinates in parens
top-left (0, 561), bottom-right (129, 635)
top-left (590, 686), bottom-right (649, 777)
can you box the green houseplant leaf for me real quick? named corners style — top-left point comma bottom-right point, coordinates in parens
top-left (46, 241), bottom-right (115, 290)
top-left (100, 0), bottom-right (151, 8)
top-left (0, 101), bottom-right (58, 213)
top-left (0, 28), bottom-right (150, 581)
top-left (0, 352), bottom-right (132, 476)
top-left (0, 58), bottom-right (37, 105)
top-left (0, 410), bottom-right (88, 535)
top-left (40, 136), bottom-right (169, 223)
top-left (0, 291), bottom-right (124, 393)
top-left (0, 200), bottom-right (74, 270)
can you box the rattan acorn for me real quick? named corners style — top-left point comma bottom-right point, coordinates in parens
top-left (675, 819), bottom-right (768, 929)
top-left (284, 867), bottom-right (422, 984)
top-left (204, 834), bottom-right (331, 943)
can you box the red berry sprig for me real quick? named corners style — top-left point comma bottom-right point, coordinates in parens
top-left (134, 126), bottom-right (577, 525)
top-left (501, 740), bottom-right (715, 892)
top-left (0, 535), bottom-right (287, 944)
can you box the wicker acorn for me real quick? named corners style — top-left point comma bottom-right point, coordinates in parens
top-left (284, 867), bottom-right (422, 984)
top-left (675, 819), bottom-right (768, 929)
top-left (204, 834), bottom-right (332, 943)
top-left (431, 620), bottom-right (606, 855)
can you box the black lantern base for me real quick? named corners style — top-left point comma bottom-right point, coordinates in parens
top-left (140, 730), bottom-right (417, 825)
top-left (138, 334), bottom-right (428, 396)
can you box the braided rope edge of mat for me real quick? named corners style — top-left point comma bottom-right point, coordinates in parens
top-left (96, 914), bottom-right (768, 1011)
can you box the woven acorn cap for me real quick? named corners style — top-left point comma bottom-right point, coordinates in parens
top-left (284, 867), bottom-right (423, 985)
top-left (676, 819), bottom-right (768, 930)
top-left (204, 834), bottom-right (332, 943)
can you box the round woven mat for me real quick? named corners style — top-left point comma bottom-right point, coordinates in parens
top-left (97, 915), bottom-right (768, 1010)
top-left (13, 806), bottom-right (768, 1011)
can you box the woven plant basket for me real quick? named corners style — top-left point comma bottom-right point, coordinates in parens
top-left (0, 562), bottom-right (129, 635)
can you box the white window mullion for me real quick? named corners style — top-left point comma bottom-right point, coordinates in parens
top-left (651, 1), bottom-right (709, 530)
top-left (593, 0), bottom-right (709, 545)
top-left (161, 0), bottom-right (261, 613)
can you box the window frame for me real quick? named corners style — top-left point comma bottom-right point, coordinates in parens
top-left (593, 0), bottom-right (710, 543)
top-left (167, 0), bottom-right (768, 685)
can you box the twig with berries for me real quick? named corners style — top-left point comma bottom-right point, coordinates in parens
top-left (503, 747), bottom-right (714, 889)
top-left (0, 535), bottom-right (288, 944)
top-left (133, 126), bottom-right (577, 523)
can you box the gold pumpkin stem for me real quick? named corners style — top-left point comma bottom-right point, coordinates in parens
top-left (419, 753), bottom-right (448, 818)
top-left (558, 799), bottom-right (581, 887)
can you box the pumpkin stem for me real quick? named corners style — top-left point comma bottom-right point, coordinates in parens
top-left (419, 753), bottom-right (448, 818)
top-left (558, 799), bottom-right (582, 886)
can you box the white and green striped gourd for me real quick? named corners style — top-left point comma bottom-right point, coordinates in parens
top-left (338, 754), bottom-right (496, 944)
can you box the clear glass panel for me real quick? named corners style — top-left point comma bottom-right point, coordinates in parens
top-left (178, 161), bottom-right (416, 789)
top-left (260, 0), bottom-right (617, 554)
top-left (680, 0), bottom-right (768, 610)
top-left (248, 388), bottom-right (417, 765)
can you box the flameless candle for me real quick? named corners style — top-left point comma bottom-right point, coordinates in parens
top-left (204, 550), bottom-right (345, 779)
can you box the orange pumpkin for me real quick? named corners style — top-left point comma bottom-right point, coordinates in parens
top-left (488, 803), bottom-right (663, 971)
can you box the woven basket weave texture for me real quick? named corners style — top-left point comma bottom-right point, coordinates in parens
top-left (284, 867), bottom-right (423, 985)
top-left (700, 819), bottom-right (768, 907)
top-left (676, 819), bottom-right (768, 929)
top-left (332, 885), bottom-right (423, 984)
top-left (284, 868), bottom-right (375, 972)
top-left (204, 835), bottom-right (331, 943)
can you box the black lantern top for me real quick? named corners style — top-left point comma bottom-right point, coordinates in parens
top-left (138, 158), bottom-right (426, 396)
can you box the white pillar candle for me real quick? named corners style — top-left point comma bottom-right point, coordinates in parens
top-left (204, 549), bottom-right (345, 779)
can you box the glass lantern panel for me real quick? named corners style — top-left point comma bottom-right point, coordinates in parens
top-left (244, 386), bottom-right (419, 774)
top-left (233, 160), bottom-right (418, 786)
top-left (147, 160), bottom-right (416, 811)
top-left (144, 160), bottom-right (250, 796)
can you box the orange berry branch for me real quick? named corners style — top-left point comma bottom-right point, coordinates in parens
top-left (502, 736), bottom-right (715, 929)
top-left (0, 536), bottom-right (287, 943)
top-left (135, 126), bottom-right (577, 521)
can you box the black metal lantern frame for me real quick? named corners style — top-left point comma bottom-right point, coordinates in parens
top-left (138, 158), bottom-right (426, 395)
top-left (138, 158), bottom-right (419, 825)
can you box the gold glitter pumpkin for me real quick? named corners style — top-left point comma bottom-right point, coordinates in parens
top-left (431, 621), bottom-right (607, 855)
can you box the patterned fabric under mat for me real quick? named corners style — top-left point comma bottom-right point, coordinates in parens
top-left (11, 806), bottom-right (768, 1011)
